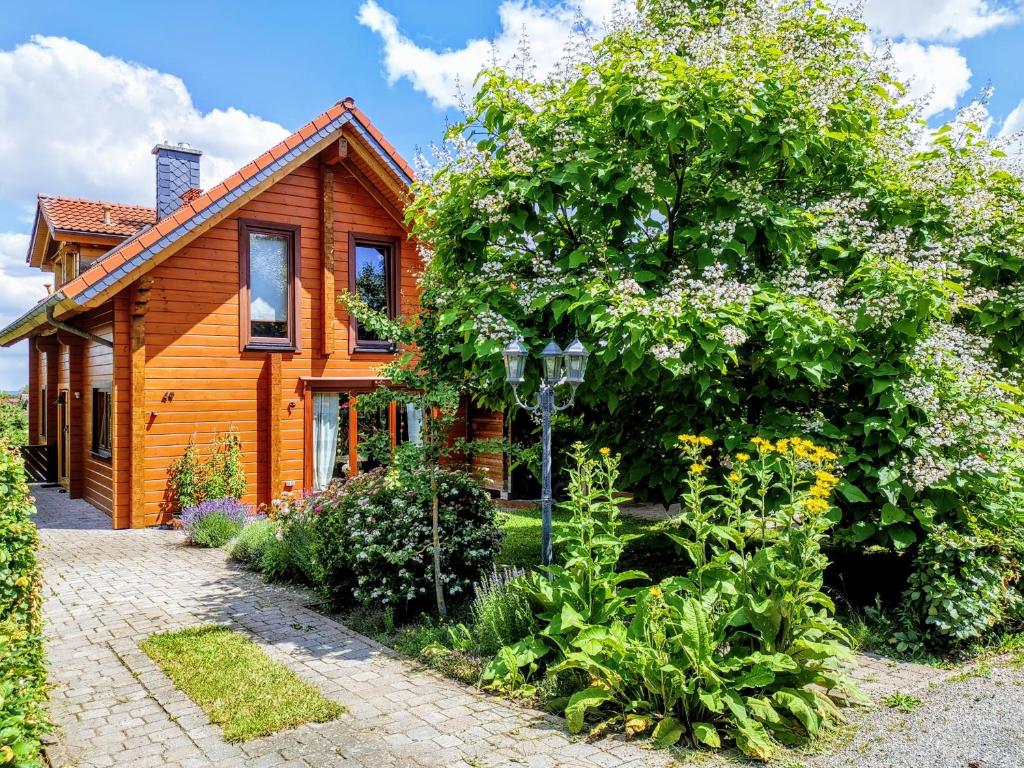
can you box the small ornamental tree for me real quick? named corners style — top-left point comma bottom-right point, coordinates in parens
top-left (337, 292), bottom-right (506, 617)
top-left (406, 0), bottom-right (1024, 645)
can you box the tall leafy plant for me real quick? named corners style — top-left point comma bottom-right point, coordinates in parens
top-left (484, 441), bottom-right (855, 760)
top-left (168, 430), bottom-right (247, 511)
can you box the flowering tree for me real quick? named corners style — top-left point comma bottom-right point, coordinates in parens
top-left (407, 1), bottom-right (1024, 643)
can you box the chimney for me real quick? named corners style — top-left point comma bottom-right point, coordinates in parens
top-left (151, 143), bottom-right (202, 220)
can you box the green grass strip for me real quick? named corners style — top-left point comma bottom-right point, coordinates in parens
top-left (496, 504), bottom-right (659, 567)
top-left (140, 624), bottom-right (344, 742)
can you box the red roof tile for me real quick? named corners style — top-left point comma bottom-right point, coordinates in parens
top-left (38, 196), bottom-right (154, 238)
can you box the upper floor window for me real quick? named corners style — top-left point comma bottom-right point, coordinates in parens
top-left (349, 234), bottom-right (399, 353)
top-left (239, 221), bottom-right (300, 351)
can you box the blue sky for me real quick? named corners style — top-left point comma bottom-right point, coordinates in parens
top-left (0, 0), bottom-right (1023, 390)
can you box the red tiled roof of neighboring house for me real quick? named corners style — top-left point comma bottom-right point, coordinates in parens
top-left (38, 195), bottom-right (155, 237)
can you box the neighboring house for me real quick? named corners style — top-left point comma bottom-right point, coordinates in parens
top-left (0, 99), bottom-right (504, 528)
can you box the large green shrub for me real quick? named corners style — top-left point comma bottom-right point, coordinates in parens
top-left (0, 402), bottom-right (28, 448)
top-left (406, 0), bottom-right (1024, 647)
top-left (312, 466), bottom-right (502, 611)
top-left (483, 443), bottom-right (854, 760)
top-left (0, 443), bottom-right (48, 765)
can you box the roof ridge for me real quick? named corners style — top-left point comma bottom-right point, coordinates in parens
top-left (38, 194), bottom-right (156, 211)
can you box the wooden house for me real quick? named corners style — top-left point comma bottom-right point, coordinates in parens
top-left (1, 99), bottom-right (505, 528)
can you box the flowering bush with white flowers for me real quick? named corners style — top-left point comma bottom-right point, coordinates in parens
top-left (407, 0), bottom-right (1024, 646)
top-left (312, 466), bottom-right (502, 611)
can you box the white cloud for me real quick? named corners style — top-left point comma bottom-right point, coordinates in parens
top-left (357, 0), bottom-right (621, 109)
top-left (888, 40), bottom-right (973, 118)
top-left (0, 35), bottom-right (292, 391)
top-left (0, 233), bottom-right (47, 392)
top-left (864, 0), bottom-right (1018, 42)
top-left (1000, 100), bottom-right (1024, 136)
top-left (0, 35), bottom-right (290, 208)
top-left (0, 233), bottom-right (46, 327)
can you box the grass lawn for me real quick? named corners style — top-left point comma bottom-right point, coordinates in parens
top-left (140, 624), bottom-right (344, 742)
top-left (496, 504), bottom-right (668, 568)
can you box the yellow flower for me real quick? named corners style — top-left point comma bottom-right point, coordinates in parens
top-left (803, 497), bottom-right (829, 514)
top-left (810, 483), bottom-right (831, 498)
top-left (814, 470), bottom-right (839, 487)
top-left (689, 463), bottom-right (707, 475)
top-left (698, 435), bottom-right (713, 447)
top-left (649, 586), bottom-right (663, 598)
top-left (728, 472), bottom-right (742, 483)
top-left (751, 437), bottom-right (775, 453)
top-left (735, 452), bottom-right (751, 463)
top-left (599, 447), bottom-right (611, 456)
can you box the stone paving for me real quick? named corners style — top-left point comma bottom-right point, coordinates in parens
top-left (34, 485), bottom-right (677, 768)
top-left (34, 484), bottom-right (962, 768)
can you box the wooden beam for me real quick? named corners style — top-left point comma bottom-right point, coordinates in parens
top-left (320, 163), bottom-right (335, 356)
top-left (341, 157), bottom-right (406, 227)
top-left (320, 137), bottom-right (348, 165)
top-left (66, 334), bottom-right (84, 499)
top-left (267, 353), bottom-right (282, 503)
top-left (129, 277), bottom-right (152, 528)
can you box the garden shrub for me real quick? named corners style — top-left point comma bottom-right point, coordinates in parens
top-left (464, 567), bottom-right (536, 657)
top-left (0, 402), bottom-right (28, 447)
top-left (312, 465), bottom-right (502, 611)
top-left (406, 0), bottom-right (1024, 649)
top-left (483, 443), bottom-right (855, 760)
top-left (0, 443), bottom-right (48, 765)
top-left (259, 493), bottom-right (323, 585)
top-left (894, 524), bottom-right (1022, 651)
top-left (227, 519), bottom-right (276, 566)
top-left (169, 431), bottom-right (247, 511)
top-left (181, 498), bottom-right (249, 548)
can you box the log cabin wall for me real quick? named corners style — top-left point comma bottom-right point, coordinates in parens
top-left (135, 157), bottom-right (414, 525)
top-left (80, 304), bottom-right (115, 514)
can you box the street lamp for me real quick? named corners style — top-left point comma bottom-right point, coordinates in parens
top-left (503, 336), bottom-right (590, 566)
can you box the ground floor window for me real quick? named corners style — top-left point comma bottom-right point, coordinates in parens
top-left (91, 386), bottom-right (112, 458)
top-left (311, 390), bottom-right (423, 490)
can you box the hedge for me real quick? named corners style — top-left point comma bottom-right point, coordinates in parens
top-left (0, 442), bottom-right (48, 766)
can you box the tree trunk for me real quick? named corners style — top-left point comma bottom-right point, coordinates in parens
top-left (431, 476), bottom-right (447, 619)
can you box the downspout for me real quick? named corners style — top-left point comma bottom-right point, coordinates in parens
top-left (45, 303), bottom-right (113, 349)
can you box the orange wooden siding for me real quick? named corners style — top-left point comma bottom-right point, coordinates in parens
top-left (131, 158), bottom-right (414, 525)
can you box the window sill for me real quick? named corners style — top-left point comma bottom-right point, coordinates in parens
top-left (351, 344), bottom-right (398, 355)
top-left (90, 449), bottom-right (112, 461)
top-left (244, 343), bottom-right (298, 354)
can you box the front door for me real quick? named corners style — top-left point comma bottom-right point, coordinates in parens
top-left (57, 389), bottom-right (70, 487)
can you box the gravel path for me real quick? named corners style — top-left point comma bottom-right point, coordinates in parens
top-left (795, 656), bottom-right (1024, 768)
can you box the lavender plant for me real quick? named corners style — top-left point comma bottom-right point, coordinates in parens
top-left (181, 498), bottom-right (250, 548)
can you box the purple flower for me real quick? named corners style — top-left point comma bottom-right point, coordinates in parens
top-left (180, 498), bottom-right (251, 537)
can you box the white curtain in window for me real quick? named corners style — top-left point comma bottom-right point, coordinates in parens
top-left (406, 404), bottom-right (424, 446)
top-left (313, 393), bottom-right (340, 489)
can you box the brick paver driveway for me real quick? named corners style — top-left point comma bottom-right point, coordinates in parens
top-left (34, 485), bottom-right (674, 768)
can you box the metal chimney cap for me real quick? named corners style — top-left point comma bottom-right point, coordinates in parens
top-left (151, 142), bottom-right (203, 156)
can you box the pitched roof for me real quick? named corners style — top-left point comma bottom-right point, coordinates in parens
top-left (0, 98), bottom-right (413, 346)
top-left (38, 196), bottom-right (155, 238)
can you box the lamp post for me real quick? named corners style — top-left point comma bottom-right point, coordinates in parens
top-left (503, 337), bottom-right (590, 566)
